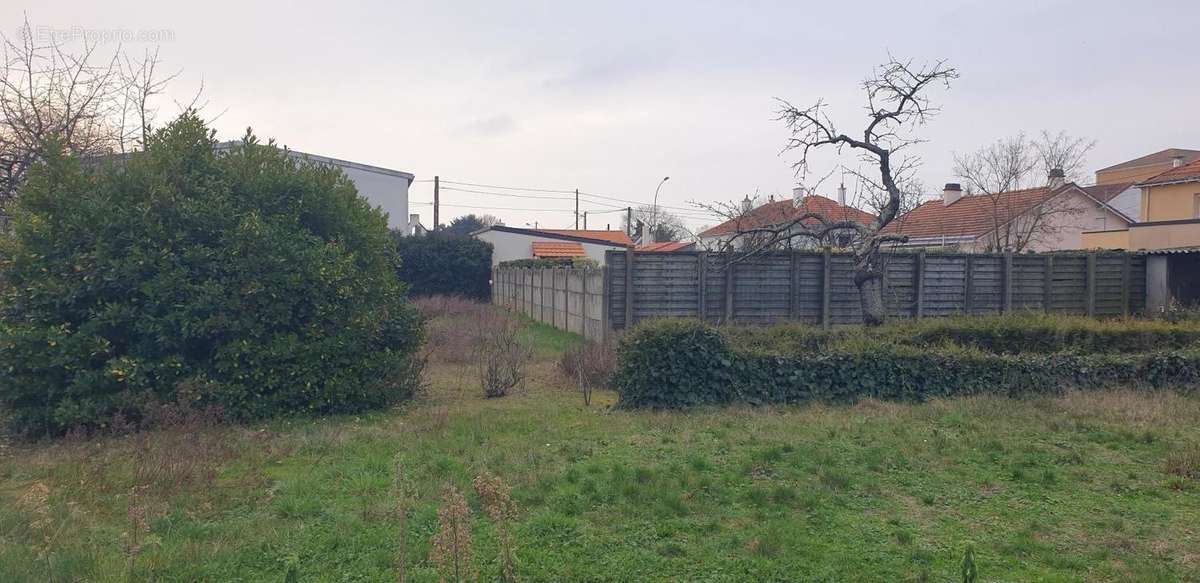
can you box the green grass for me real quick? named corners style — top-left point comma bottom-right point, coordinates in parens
top-left (2, 322), bottom-right (1199, 581)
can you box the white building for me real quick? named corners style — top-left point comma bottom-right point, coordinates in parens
top-left (214, 142), bottom-right (420, 235)
top-left (472, 226), bottom-right (633, 266)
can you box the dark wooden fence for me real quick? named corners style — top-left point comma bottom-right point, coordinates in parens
top-left (606, 250), bottom-right (1147, 329)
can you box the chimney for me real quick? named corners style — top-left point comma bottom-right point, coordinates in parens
top-left (942, 183), bottom-right (963, 206)
top-left (741, 195), bottom-right (753, 214)
top-left (1047, 167), bottom-right (1066, 189)
top-left (1173, 155), bottom-right (1186, 168)
top-left (837, 183), bottom-right (847, 206)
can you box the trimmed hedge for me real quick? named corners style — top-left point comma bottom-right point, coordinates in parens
top-left (722, 312), bottom-right (1200, 355)
top-left (614, 318), bottom-right (1200, 408)
top-left (395, 233), bottom-right (492, 300)
top-left (499, 257), bottom-right (599, 269)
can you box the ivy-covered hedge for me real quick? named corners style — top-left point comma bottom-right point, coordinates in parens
top-left (614, 318), bottom-right (1200, 408)
top-left (395, 233), bottom-right (493, 300)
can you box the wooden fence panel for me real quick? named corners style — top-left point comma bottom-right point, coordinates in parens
top-left (733, 255), bottom-right (791, 323)
top-left (1050, 255), bottom-right (1088, 314)
top-left (496, 250), bottom-right (1149, 335)
top-left (883, 254), bottom-right (918, 318)
top-left (922, 255), bottom-right (968, 317)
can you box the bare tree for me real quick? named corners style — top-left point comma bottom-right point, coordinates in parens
top-left (0, 19), bottom-right (181, 213)
top-left (953, 131), bottom-right (1095, 251)
top-left (699, 56), bottom-right (956, 325)
top-left (622, 204), bottom-right (690, 243)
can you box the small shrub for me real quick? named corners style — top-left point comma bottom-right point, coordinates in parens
top-left (475, 309), bottom-right (532, 398)
top-left (395, 233), bottom-right (493, 300)
top-left (559, 338), bottom-right (616, 405)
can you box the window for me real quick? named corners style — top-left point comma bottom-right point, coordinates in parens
top-left (1194, 194), bottom-right (1200, 219)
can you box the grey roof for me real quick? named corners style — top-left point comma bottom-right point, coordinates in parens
top-left (213, 141), bottom-right (414, 180)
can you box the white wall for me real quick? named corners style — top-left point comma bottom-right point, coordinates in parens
top-left (286, 151), bottom-right (413, 233)
top-left (474, 230), bottom-right (626, 266)
top-left (1108, 186), bottom-right (1142, 222)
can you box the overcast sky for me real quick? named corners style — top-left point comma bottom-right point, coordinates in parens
top-left (6, 1), bottom-right (1199, 230)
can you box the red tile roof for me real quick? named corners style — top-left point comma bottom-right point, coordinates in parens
top-left (1136, 158), bottom-right (1200, 186)
top-left (531, 241), bottom-right (586, 258)
top-left (537, 229), bottom-right (633, 246)
top-left (636, 241), bottom-right (695, 252)
top-left (698, 195), bottom-right (875, 238)
top-left (882, 186), bottom-right (1057, 239)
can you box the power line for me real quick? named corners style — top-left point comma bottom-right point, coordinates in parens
top-left (440, 186), bottom-right (575, 201)
top-left (411, 201), bottom-right (576, 212)
top-left (439, 179), bottom-right (575, 194)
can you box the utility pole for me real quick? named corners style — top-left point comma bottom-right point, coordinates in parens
top-left (574, 189), bottom-right (580, 229)
top-left (626, 206), bottom-right (633, 239)
top-left (433, 175), bottom-right (440, 232)
top-left (583, 211), bottom-right (588, 229)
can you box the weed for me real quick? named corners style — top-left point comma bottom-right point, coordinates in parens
top-left (430, 484), bottom-right (473, 583)
top-left (1165, 444), bottom-right (1200, 480)
top-left (473, 472), bottom-right (519, 582)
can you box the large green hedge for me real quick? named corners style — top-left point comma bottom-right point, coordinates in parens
top-left (0, 114), bottom-right (423, 436)
top-left (394, 233), bottom-right (492, 300)
top-left (614, 317), bottom-right (1200, 408)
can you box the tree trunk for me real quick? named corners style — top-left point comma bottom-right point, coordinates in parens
top-left (854, 252), bottom-right (887, 326)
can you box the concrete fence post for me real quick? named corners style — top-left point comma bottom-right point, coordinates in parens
top-left (1086, 252), bottom-right (1097, 317)
top-left (697, 252), bottom-right (708, 321)
top-left (1002, 250), bottom-right (1014, 313)
top-left (624, 249), bottom-right (635, 329)
top-left (914, 250), bottom-right (926, 319)
top-left (1121, 253), bottom-right (1132, 316)
top-left (724, 255), bottom-right (736, 324)
top-left (821, 248), bottom-right (832, 329)
top-left (1044, 255), bottom-right (1054, 313)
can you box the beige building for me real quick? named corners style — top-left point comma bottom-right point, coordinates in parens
top-left (1082, 156), bottom-right (1200, 251)
top-left (1094, 148), bottom-right (1200, 186)
top-left (1082, 155), bottom-right (1200, 310)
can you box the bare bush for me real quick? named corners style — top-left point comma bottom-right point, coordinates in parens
top-left (474, 309), bottom-right (532, 398)
top-left (559, 339), bottom-right (617, 405)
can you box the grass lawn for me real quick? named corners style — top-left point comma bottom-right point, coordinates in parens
top-left (2, 321), bottom-right (1199, 582)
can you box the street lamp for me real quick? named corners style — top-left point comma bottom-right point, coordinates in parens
top-left (650, 176), bottom-right (670, 243)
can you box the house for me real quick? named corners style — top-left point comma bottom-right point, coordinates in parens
top-left (697, 188), bottom-right (875, 251)
top-left (1094, 148), bottom-right (1200, 186)
top-left (884, 173), bottom-right (1133, 252)
top-left (213, 142), bottom-right (420, 235)
top-left (1081, 157), bottom-right (1200, 309)
top-left (472, 225), bottom-right (633, 266)
top-left (1082, 153), bottom-right (1200, 251)
top-left (636, 241), bottom-right (696, 252)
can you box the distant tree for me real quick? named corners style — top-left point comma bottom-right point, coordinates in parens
top-left (395, 233), bottom-right (493, 299)
top-left (621, 205), bottom-right (688, 243)
top-left (953, 130), bottom-right (1095, 251)
top-left (444, 214), bottom-right (500, 236)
